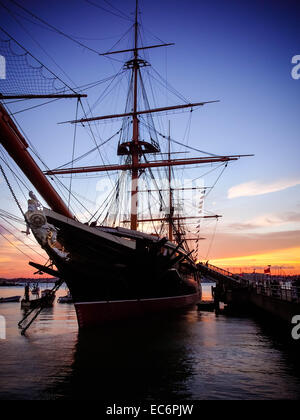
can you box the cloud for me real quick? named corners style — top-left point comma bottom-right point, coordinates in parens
top-left (228, 212), bottom-right (300, 230)
top-left (228, 178), bottom-right (300, 199)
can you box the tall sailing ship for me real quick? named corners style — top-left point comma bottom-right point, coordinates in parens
top-left (0, 1), bottom-right (249, 328)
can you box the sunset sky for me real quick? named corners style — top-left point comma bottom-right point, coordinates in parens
top-left (0, 0), bottom-right (300, 277)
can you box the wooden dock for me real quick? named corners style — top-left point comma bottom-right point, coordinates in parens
top-left (197, 300), bottom-right (215, 311)
top-left (198, 262), bottom-right (300, 323)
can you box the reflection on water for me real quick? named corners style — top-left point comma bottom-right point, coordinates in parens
top-left (0, 284), bottom-right (300, 400)
top-left (201, 283), bottom-right (214, 301)
top-left (52, 317), bottom-right (196, 400)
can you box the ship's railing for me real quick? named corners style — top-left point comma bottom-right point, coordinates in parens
top-left (252, 283), bottom-right (300, 304)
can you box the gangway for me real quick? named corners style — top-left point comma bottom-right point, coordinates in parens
top-left (197, 262), bottom-right (247, 287)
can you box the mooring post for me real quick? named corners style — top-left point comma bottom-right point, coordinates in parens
top-left (212, 286), bottom-right (220, 311)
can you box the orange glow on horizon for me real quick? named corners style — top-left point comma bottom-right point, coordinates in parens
top-left (206, 246), bottom-right (300, 275)
top-left (0, 240), bottom-right (50, 279)
top-left (1, 241), bottom-right (300, 278)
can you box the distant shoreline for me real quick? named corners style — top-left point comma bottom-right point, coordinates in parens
top-left (0, 278), bottom-right (57, 287)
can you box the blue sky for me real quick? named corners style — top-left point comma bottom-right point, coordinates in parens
top-left (0, 0), bottom-right (300, 275)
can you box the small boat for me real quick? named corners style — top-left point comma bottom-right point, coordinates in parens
top-left (21, 299), bottom-right (40, 309)
top-left (0, 296), bottom-right (21, 303)
top-left (41, 289), bottom-right (55, 299)
top-left (21, 288), bottom-right (56, 309)
top-left (58, 293), bottom-right (73, 304)
top-left (40, 289), bottom-right (56, 306)
top-left (31, 285), bottom-right (40, 295)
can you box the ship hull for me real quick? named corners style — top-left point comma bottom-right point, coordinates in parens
top-left (75, 293), bottom-right (200, 328)
top-left (30, 209), bottom-right (201, 329)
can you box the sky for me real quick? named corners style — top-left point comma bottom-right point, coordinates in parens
top-left (0, 0), bottom-right (300, 277)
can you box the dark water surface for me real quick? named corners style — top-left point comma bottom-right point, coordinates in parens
top-left (0, 284), bottom-right (300, 400)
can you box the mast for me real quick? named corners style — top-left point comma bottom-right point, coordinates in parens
top-left (131, 0), bottom-right (139, 231)
top-left (168, 121), bottom-right (173, 242)
top-left (0, 103), bottom-right (73, 219)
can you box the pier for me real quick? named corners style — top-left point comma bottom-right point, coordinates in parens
top-left (198, 262), bottom-right (300, 322)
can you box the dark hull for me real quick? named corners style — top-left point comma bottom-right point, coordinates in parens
top-left (32, 209), bottom-right (201, 328)
top-left (59, 263), bottom-right (200, 328)
top-left (61, 265), bottom-right (200, 328)
top-left (75, 293), bottom-right (200, 328)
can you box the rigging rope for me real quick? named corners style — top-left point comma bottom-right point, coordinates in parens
top-left (139, 120), bottom-right (221, 157)
top-left (86, 69), bottom-right (126, 116)
top-left (102, 0), bottom-right (132, 20)
top-left (2, 101), bottom-right (102, 219)
top-left (5, 1), bottom-right (125, 41)
top-left (0, 162), bottom-right (26, 219)
top-left (0, 0), bottom-right (80, 92)
top-left (203, 163), bottom-right (228, 199)
top-left (68, 99), bottom-right (79, 209)
top-left (77, 98), bottom-right (116, 189)
top-left (5, 76), bottom-right (116, 116)
top-left (84, 0), bottom-right (133, 22)
top-left (54, 128), bottom-right (122, 170)
top-left (7, 0), bottom-right (104, 55)
top-left (0, 230), bottom-right (33, 259)
top-left (205, 218), bottom-right (218, 261)
top-left (0, 153), bottom-right (31, 195)
top-left (0, 25), bottom-right (78, 96)
top-left (0, 220), bottom-right (47, 259)
top-left (0, 208), bottom-right (25, 224)
top-left (149, 67), bottom-right (190, 105)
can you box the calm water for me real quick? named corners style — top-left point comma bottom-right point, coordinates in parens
top-left (0, 284), bottom-right (300, 400)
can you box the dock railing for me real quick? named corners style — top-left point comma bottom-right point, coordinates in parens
top-left (254, 283), bottom-right (300, 304)
top-left (201, 262), bottom-right (242, 280)
top-left (198, 262), bottom-right (300, 304)
top-left (200, 262), bottom-right (248, 286)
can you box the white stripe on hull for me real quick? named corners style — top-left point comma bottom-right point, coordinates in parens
top-left (74, 293), bottom-right (199, 306)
